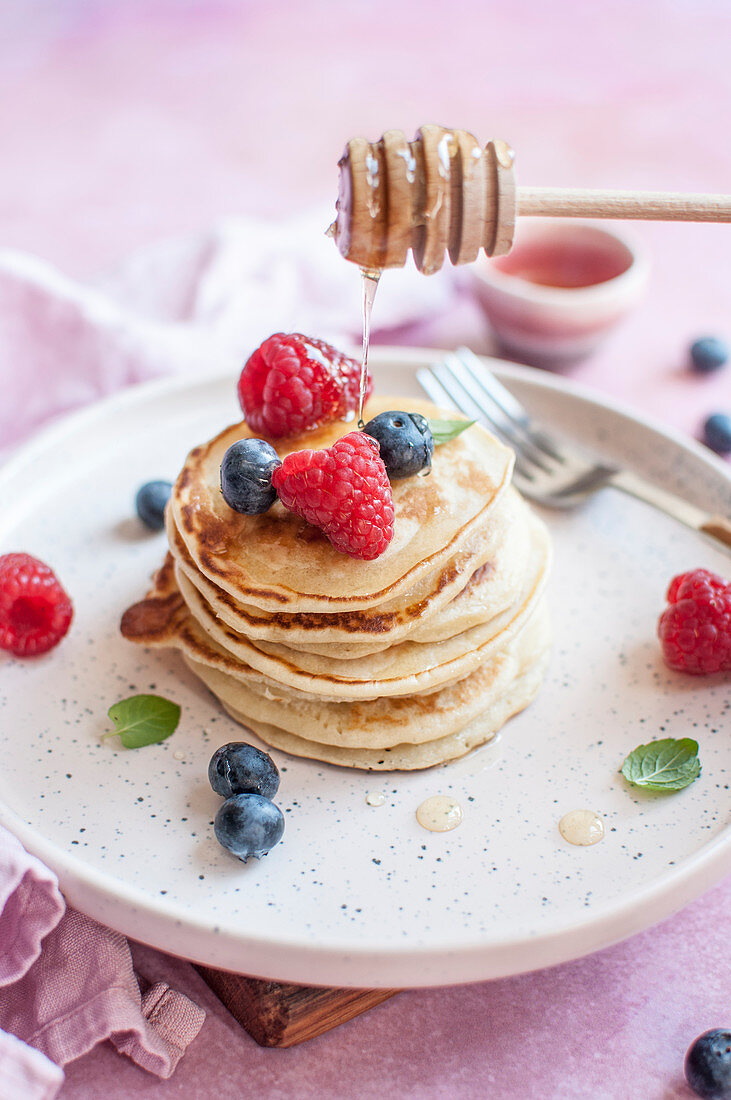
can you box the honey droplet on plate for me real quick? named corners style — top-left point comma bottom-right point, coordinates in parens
top-left (558, 809), bottom-right (604, 846)
top-left (416, 795), bottom-right (463, 832)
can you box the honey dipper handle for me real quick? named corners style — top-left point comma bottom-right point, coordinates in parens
top-left (517, 187), bottom-right (731, 222)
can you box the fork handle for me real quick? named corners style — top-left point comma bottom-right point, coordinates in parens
top-left (610, 469), bottom-right (731, 553)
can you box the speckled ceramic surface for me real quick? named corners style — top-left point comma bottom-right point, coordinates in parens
top-left (0, 351), bottom-right (729, 989)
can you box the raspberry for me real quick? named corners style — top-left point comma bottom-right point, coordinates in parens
top-left (237, 333), bottom-right (371, 438)
top-left (658, 568), bottom-right (731, 675)
top-left (271, 432), bottom-right (394, 560)
top-left (0, 553), bottom-right (73, 657)
top-left (666, 568), bottom-right (727, 605)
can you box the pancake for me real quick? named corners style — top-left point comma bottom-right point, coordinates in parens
top-left (170, 396), bottom-right (514, 613)
top-left (121, 391), bottom-right (552, 770)
top-left (181, 599), bottom-right (550, 750)
top-left (167, 484), bottom-right (534, 658)
top-left (218, 635), bottom-right (551, 771)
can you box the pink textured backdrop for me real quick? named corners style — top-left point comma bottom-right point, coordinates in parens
top-left (0, 2), bottom-right (729, 1097)
top-left (1, 0), bottom-right (730, 440)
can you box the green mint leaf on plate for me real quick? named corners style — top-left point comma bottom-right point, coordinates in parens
top-left (428, 418), bottom-right (475, 446)
top-left (620, 737), bottom-right (701, 791)
top-left (104, 694), bottom-right (181, 749)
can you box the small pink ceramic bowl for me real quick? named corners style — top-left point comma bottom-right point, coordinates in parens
top-left (469, 219), bottom-right (650, 367)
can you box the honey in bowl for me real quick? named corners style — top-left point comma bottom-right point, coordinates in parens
top-left (491, 227), bottom-right (635, 289)
top-left (470, 220), bottom-right (649, 366)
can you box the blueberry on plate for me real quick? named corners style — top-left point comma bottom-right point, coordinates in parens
top-left (208, 741), bottom-right (280, 800)
top-left (135, 480), bottom-right (173, 530)
top-left (690, 337), bottom-right (728, 374)
top-left (702, 413), bottom-right (731, 455)
top-left (684, 1029), bottom-right (731, 1099)
top-left (362, 410), bottom-right (434, 479)
top-left (220, 438), bottom-right (281, 514)
top-left (214, 793), bottom-right (285, 862)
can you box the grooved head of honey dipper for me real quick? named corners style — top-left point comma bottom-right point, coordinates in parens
top-left (332, 127), bottom-right (514, 271)
top-left (333, 137), bottom-right (390, 269)
top-left (333, 146), bottom-right (354, 260)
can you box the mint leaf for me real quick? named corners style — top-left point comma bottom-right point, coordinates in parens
top-left (104, 694), bottom-right (181, 749)
top-left (620, 737), bottom-right (701, 791)
top-left (428, 418), bottom-right (475, 445)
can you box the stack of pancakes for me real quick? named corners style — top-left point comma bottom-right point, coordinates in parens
top-left (121, 396), bottom-right (551, 770)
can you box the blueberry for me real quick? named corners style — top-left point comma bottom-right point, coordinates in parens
top-left (208, 741), bottom-right (280, 800)
top-left (362, 410), bottom-right (434, 479)
top-left (685, 1029), bottom-right (731, 1099)
top-left (220, 438), bottom-right (281, 514)
top-left (702, 413), bottom-right (731, 454)
top-left (135, 480), bottom-right (173, 530)
top-left (214, 793), bottom-right (285, 862)
top-left (690, 337), bottom-right (728, 374)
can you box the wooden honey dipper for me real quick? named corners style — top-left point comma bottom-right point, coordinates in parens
top-left (333, 125), bottom-right (731, 274)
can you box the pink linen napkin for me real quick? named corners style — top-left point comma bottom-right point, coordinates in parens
top-left (0, 825), bottom-right (205, 1097)
top-left (0, 829), bottom-right (64, 1100)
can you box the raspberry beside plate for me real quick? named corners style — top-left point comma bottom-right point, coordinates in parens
top-left (0, 552), bottom-right (73, 657)
top-left (658, 568), bottom-right (731, 675)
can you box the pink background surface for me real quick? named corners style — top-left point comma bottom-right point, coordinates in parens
top-left (0, 2), bottom-right (729, 1097)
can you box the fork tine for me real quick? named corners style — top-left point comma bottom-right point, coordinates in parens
top-left (416, 364), bottom-right (464, 414)
top-left (424, 358), bottom-right (494, 425)
top-left (454, 348), bottom-right (568, 464)
top-left (416, 360), bottom-right (539, 481)
top-left (453, 347), bottom-right (531, 423)
top-left (426, 353), bottom-right (556, 474)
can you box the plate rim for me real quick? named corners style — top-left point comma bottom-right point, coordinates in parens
top-left (3, 346), bottom-right (730, 493)
top-left (1, 348), bottom-right (729, 988)
top-left (0, 797), bottom-right (728, 988)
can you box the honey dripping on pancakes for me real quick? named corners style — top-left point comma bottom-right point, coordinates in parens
top-left (358, 267), bottom-right (381, 427)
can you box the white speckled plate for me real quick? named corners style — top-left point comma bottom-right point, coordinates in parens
top-left (0, 351), bottom-right (729, 989)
